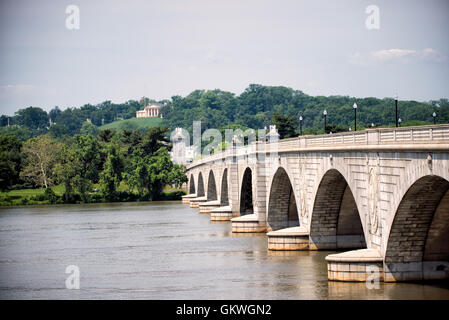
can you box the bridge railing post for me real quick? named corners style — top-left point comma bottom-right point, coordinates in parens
top-left (299, 136), bottom-right (306, 148)
top-left (367, 129), bottom-right (380, 145)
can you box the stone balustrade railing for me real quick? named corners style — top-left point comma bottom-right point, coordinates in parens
top-left (187, 124), bottom-right (449, 169)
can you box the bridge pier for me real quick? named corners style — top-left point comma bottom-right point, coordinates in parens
top-left (267, 226), bottom-right (309, 250)
top-left (231, 214), bottom-right (267, 233)
top-left (325, 249), bottom-right (384, 282)
top-left (198, 200), bottom-right (220, 214)
top-left (326, 251), bottom-right (449, 282)
top-left (266, 229), bottom-right (366, 251)
top-left (210, 206), bottom-right (234, 221)
top-left (181, 194), bottom-right (197, 204)
top-left (189, 196), bottom-right (207, 208)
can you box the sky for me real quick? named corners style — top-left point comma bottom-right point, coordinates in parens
top-left (0, 0), bottom-right (448, 115)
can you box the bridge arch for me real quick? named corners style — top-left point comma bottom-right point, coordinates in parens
top-left (189, 174), bottom-right (195, 194)
top-left (267, 167), bottom-right (299, 231)
top-left (220, 168), bottom-right (229, 206)
top-left (309, 168), bottom-right (366, 250)
top-left (383, 156), bottom-right (449, 252)
top-left (384, 174), bottom-right (449, 281)
top-left (207, 170), bottom-right (217, 201)
top-left (197, 172), bottom-right (205, 197)
top-left (240, 167), bottom-right (253, 216)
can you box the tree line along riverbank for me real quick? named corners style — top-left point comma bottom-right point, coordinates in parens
top-left (0, 184), bottom-right (186, 207)
top-left (0, 126), bottom-right (187, 206)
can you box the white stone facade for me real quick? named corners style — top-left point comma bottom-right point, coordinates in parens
top-left (136, 103), bottom-right (162, 118)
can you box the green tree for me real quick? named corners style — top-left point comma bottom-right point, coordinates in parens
top-left (21, 135), bottom-right (62, 188)
top-left (99, 146), bottom-right (123, 201)
top-left (99, 129), bottom-right (115, 143)
top-left (124, 146), bottom-right (186, 199)
top-left (0, 126), bottom-right (41, 141)
top-left (325, 123), bottom-right (348, 133)
top-left (44, 188), bottom-right (59, 204)
top-left (123, 149), bottom-right (149, 196)
top-left (54, 108), bottom-right (84, 135)
top-left (0, 135), bottom-right (23, 190)
top-left (48, 106), bottom-right (62, 123)
top-left (54, 144), bottom-right (77, 203)
top-left (15, 107), bottom-right (48, 130)
top-left (140, 126), bottom-right (170, 156)
top-left (72, 134), bottom-right (102, 202)
top-left (49, 124), bottom-right (68, 139)
top-left (80, 122), bottom-right (100, 136)
top-left (272, 112), bottom-right (298, 139)
top-left (120, 130), bottom-right (143, 154)
top-left (146, 147), bottom-right (176, 199)
top-left (169, 164), bottom-right (188, 189)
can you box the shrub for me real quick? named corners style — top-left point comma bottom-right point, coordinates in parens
top-left (161, 190), bottom-right (186, 200)
top-left (44, 188), bottom-right (59, 204)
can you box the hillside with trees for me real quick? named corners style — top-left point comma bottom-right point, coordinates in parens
top-left (161, 85), bottom-right (448, 137)
top-left (0, 84), bottom-right (447, 205)
top-left (1, 85), bottom-right (447, 141)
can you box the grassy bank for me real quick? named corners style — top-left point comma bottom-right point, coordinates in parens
top-left (0, 184), bottom-right (186, 207)
top-left (99, 117), bottom-right (163, 131)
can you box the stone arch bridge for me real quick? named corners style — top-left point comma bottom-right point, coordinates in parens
top-left (182, 125), bottom-right (449, 282)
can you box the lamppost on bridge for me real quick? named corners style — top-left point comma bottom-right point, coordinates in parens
top-left (299, 115), bottom-right (303, 136)
top-left (323, 109), bottom-right (327, 134)
top-left (353, 102), bottom-right (357, 131)
top-left (394, 94), bottom-right (399, 127)
top-left (433, 112), bottom-right (437, 125)
top-left (398, 118), bottom-right (402, 127)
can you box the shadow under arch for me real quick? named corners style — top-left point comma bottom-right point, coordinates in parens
top-left (240, 167), bottom-right (253, 216)
top-left (189, 174), bottom-right (195, 194)
top-left (384, 175), bottom-right (449, 282)
top-left (267, 167), bottom-right (299, 231)
top-left (309, 169), bottom-right (366, 250)
top-left (221, 168), bottom-right (229, 206)
top-left (207, 170), bottom-right (217, 201)
top-left (197, 172), bottom-right (205, 197)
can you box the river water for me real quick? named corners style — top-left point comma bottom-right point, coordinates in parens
top-left (0, 202), bottom-right (448, 300)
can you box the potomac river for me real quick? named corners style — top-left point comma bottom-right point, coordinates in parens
top-left (0, 202), bottom-right (448, 299)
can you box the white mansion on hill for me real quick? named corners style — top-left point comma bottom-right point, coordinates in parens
top-left (136, 103), bottom-right (163, 118)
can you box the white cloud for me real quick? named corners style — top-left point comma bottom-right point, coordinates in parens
top-left (349, 48), bottom-right (447, 66)
top-left (370, 48), bottom-right (446, 63)
top-left (371, 49), bottom-right (417, 61)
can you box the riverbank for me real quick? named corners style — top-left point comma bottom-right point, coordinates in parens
top-left (0, 185), bottom-right (186, 206)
